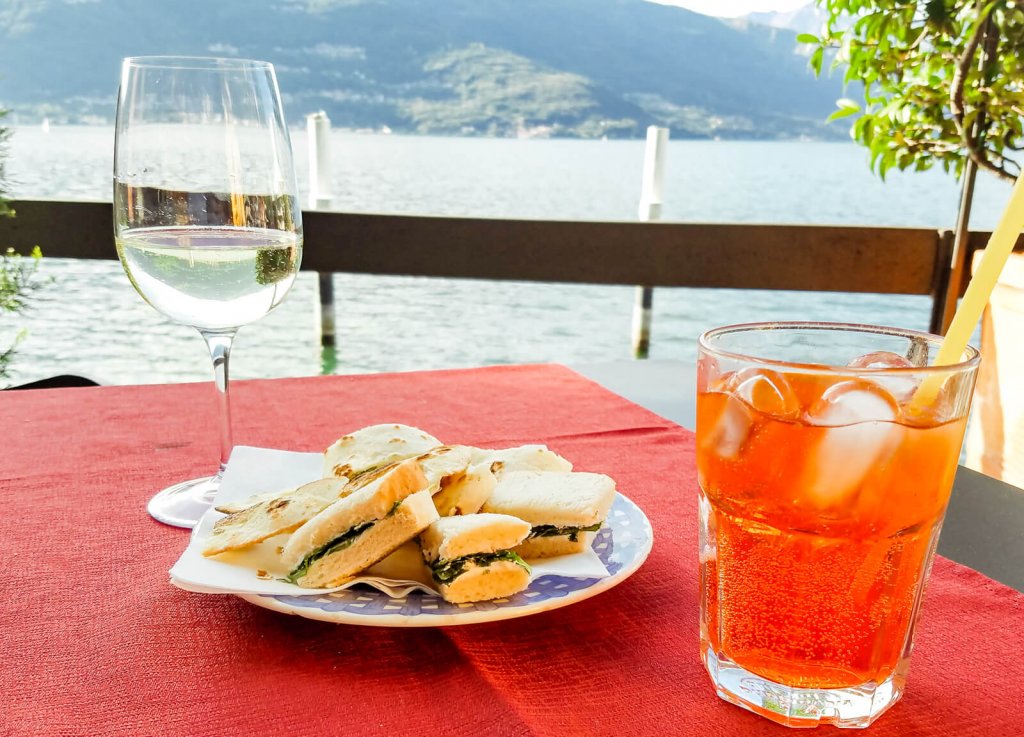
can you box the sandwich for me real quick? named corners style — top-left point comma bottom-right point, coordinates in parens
top-left (471, 445), bottom-right (573, 477)
top-left (481, 471), bottom-right (616, 558)
top-left (281, 458), bottom-right (438, 587)
top-left (431, 461), bottom-right (497, 517)
top-left (419, 514), bottom-right (532, 603)
top-left (323, 423), bottom-right (440, 479)
top-left (203, 476), bottom-right (348, 557)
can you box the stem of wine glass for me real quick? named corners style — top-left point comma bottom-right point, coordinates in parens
top-left (200, 328), bottom-right (238, 489)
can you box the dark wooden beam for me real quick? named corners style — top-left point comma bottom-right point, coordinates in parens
top-left (2, 199), bottom-right (943, 294)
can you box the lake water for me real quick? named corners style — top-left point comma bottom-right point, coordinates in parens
top-left (1, 126), bottom-right (1011, 386)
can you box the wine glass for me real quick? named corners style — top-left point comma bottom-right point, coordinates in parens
top-left (113, 57), bottom-right (302, 528)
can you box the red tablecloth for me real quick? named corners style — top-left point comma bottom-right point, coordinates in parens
top-left (1, 364), bottom-right (1021, 736)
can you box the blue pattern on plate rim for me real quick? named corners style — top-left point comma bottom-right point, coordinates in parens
top-left (263, 494), bottom-right (649, 617)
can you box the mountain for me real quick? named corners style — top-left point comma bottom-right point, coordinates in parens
top-left (742, 5), bottom-right (826, 35)
top-left (0, 0), bottom-right (844, 139)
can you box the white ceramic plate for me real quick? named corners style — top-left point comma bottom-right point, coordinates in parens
top-left (237, 493), bottom-right (653, 626)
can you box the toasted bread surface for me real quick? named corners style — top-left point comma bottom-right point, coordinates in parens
top-left (323, 424), bottom-right (440, 478)
top-left (203, 477), bottom-right (348, 557)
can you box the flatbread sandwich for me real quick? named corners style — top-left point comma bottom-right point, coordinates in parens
top-left (203, 476), bottom-right (349, 557)
top-left (282, 458), bottom-right (439, 587)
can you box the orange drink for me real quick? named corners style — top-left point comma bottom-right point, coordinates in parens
top-left (696, 323), bottom-right (979, 728)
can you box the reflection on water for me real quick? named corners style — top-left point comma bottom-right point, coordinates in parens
top-left (2, 127), bottom-right (1007, 386)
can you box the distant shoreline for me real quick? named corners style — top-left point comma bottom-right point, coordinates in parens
top-left (7, 121), bottom-right (848, 143)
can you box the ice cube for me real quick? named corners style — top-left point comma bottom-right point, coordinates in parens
top-left (848, 352), bottom-right (921, 402)
top-left (847, 351), bottom-right (914, 370)
top-left (809, 379), bottom-right (901, 426)
top-left (703, 393), bottom-right (753, 460)
top-left (726, 368), bottom-right (800, 420)
top-left (800, 380), bottom-right (902, 507)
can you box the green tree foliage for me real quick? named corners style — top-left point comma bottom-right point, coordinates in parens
top-left (0, 109), bottom-right (11, 217)
top-left (0, 108), bottom-right (42, 383)
top-left (807, 0), bottom-right (1024, 181)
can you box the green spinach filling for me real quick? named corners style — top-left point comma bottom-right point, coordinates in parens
top-left (285, 521), bottom-right (376, 583)
top-left (430, 550), bottom-right (531, 585)
top-left (527, 522), bottom-right (603, 543)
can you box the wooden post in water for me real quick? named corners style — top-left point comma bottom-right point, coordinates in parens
top-left (633, 126), bottom-right (669, 358)
top-left (307, 111), bottom-right (333, 210)
top-left (307, 111), bottom-right (337, 358)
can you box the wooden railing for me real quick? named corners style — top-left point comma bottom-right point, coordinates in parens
top-left (3, 199), bottom-right (1022, 342)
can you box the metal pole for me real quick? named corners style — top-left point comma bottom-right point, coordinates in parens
top-left (633, 126), bottom-right (669, 359)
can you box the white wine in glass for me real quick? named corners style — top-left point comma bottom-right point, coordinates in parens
top-left (114, 57), bottom-right (303, 528)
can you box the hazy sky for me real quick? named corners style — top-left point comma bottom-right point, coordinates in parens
top-left (653, 0), bottom-right (812, 17)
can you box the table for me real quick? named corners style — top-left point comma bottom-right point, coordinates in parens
top-left (2, 364), bottom-right (1022, 736)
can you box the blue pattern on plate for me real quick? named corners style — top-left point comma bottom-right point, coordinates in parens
top-left (263, 494), bottom-right (649, 617)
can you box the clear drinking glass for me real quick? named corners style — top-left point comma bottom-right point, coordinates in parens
top-left (696, 322), bottom-right (979, 728)
top-left (114, 57), bottom-right (302, 528)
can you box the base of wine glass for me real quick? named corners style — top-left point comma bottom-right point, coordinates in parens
top-left (146, 475), bottom-right (220, 528)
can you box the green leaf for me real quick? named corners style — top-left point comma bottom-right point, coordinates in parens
top-left (796, 33), bottom-right (820, 44)
top-left (810, 46), bottom-right (825, 76)
top-left (827, 106), bottom-right (861, 122)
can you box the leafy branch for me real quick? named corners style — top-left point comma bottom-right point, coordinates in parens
top-left (807, 0), bottom-right (1024, 181)
top-left (1, 107), bottom-right (44, 383)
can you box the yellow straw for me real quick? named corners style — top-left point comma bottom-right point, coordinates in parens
top-left (935, 172), bottom-right (1024, 365)
top-left (912, 171), bottom-right (1024, 408)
